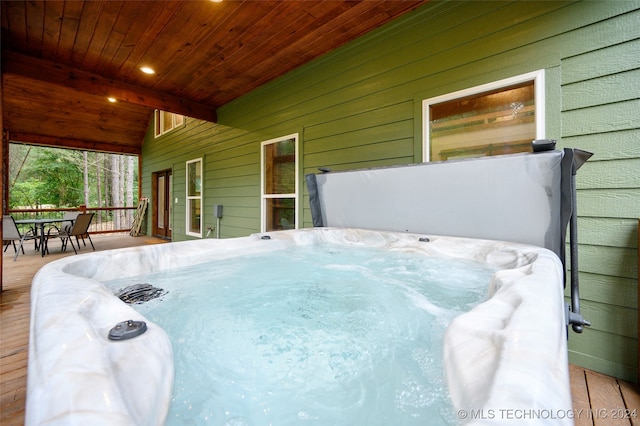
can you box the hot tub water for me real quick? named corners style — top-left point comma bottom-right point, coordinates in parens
top-left (105, 243), bottom-right (496, 425)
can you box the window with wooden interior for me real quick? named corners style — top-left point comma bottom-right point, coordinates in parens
top-left (422, 70), bottom-right (545, 162)
top-left (185, 158), bottom-right (202, 237)
top-left (261, 134), bottom-right (298, 232)
top-left (154, 110), bottom-right (185, 138)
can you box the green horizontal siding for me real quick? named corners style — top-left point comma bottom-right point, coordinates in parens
top-left (577, 189), bottom-right (640, 218)
top-left (572, 245), bottom-right (637, 279)
top-left (560, 15), bottom-right (640, 357)
top-left (562, 38), bottom-right (640, 85)
top-left (305, 139), bottom-right (414, 170)
top-left (563, 69), bottom-right (640, 110)
top-left (577, 217), bottom-right (639, 248)
top-left (563, 129), bottom-right (640, 161)
top-left (577, 159), bottom-right (640, 189)
top-left (563, 99), bottom-right (640, 136)
top-left (576, 299), bottom-right (637, 339)
top-left (569, 328), bottom-right (637, 380)
top-left (577, 272), bottom-right (637, 310)
top-left (141, 1), bottom-right (640, 381)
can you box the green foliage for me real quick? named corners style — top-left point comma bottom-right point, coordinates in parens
top-left (34, 149), bottom-right (83, 206)
top-left (10, 179), bottom-right (41, 209)
top-left (8, 145), bottom-right (138, 209)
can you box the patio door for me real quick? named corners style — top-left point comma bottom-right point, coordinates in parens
top-left (152, 170), bottom-right (172, 239)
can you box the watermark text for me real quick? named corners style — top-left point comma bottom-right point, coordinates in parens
top-left (456, 408), bottom-right (637, 421)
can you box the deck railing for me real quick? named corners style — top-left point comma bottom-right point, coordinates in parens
top-left (7, 206), bottom-right (137, 234)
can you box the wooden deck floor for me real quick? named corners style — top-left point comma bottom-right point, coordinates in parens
top-left (1, 233), bottom-right (639, 424)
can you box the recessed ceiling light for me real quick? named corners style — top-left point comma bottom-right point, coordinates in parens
top-left (140, 66), bottom-right (156, 75)
top-left (107, 97), bottom-right (117, 103)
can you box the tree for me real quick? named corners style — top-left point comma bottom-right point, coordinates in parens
top-left (83, 151), bottom-right (90, 206)
top-left (8, 144), bottom-right (31, 187)
top-left (8, 144), bottom-right (138, 213)
top-left (9, 147), bottom-right (83, 208)
top-left (126, 156), bottom-right (135, 223)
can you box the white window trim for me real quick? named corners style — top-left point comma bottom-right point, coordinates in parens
top-left (185, 157), bottom-right (203, 238)
top-left (421, 70), bottom-right (545, 162)
top-left (154, 110), bottom-right (185, 138)
top-left (260, 133), bottom-right (299, 233)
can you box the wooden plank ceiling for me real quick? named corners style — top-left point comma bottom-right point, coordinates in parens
top-left (1, 0), bottom-right (427, 155)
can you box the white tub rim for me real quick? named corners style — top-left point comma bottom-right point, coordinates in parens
top-left (26, 227), bottom-right (571, 425)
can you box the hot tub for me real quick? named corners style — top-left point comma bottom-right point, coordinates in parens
top-left (26, 228), bottom-right (571, 425)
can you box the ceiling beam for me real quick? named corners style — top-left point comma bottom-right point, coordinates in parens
top-left (7, 132), bottom-right (141, 155)
top-left (2, 51), bottom-right (217, 123)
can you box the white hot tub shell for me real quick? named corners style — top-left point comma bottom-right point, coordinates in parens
top-left (26, 228), bottom-right (571, 425)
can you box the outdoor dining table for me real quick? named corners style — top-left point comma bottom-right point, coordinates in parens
top-left (14, 218), bottom-right (71, 257)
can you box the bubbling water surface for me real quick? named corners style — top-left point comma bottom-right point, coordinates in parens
top-left (104, 243), bottom-right (495, 425)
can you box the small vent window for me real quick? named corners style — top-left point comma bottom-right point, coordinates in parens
top-left (154, 110), bottom-right (185, 138)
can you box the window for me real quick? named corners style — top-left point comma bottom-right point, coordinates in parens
top-left (422, 70), bottom-right (545, 162)
top-left (261, 134), bottom-right (298, 232)
top-left (186, 158), bottom-right (202, 237)
top-left (154, 110), bottom-right (185, 137)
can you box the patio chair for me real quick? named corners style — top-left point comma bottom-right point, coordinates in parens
top-left (60, 211), bottom-right (87, 247)
top-left (61, 211), bottom-right (79, 229)
top-left (45, 212), bottom-right (95, 255)
top-left (2, 215), bottom-right (38, 261)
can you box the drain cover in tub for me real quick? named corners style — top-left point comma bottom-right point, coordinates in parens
top-left (108, 320), bottom-right (147, 341)
top-left (115, 283), bottom-right (166, 304)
